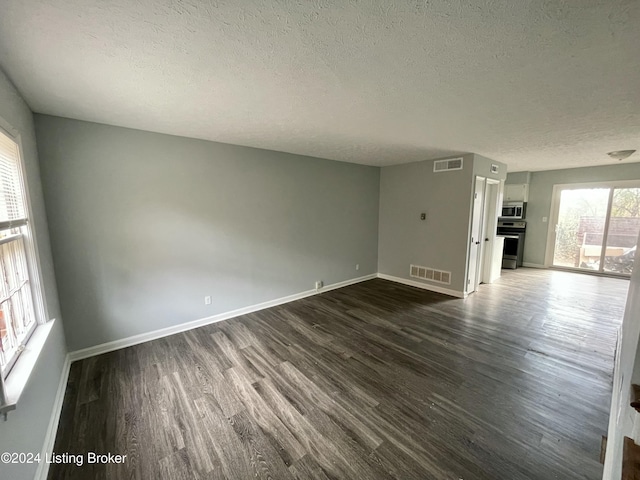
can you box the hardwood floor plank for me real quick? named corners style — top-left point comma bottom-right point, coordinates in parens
top-left (370, 440), bottom-right (442, 480)
top-left (185, 328), bottom-right (234, 373)
top-left (216, 320), bottom-right (259, 349)
top-left (229, 410), bottom-right (296, 480)
top-left (223, 366), bottom-right (307, 464)
top-left (276, 361), bottom-right (383, 450)
top-left (212, 331), bottom-right (263, 383)
top-left (157, 449), bottom-right (198, 480)
top-left (49, 269), bottom-right (627, 479)
top-left (193, 396), bottom-right (254, 480)
top-left (288, 454), bottom-right (332, 480)
top-left (180, 331), bottom-right (246, 417)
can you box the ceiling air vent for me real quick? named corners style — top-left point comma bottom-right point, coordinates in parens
top-left (409, 264), bottom-right (451, 285)
top-left (433, 157), bottom-right (463, 172)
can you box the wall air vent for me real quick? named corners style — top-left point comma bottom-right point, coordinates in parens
top-left (433, 157), bottom-right (463, 172)
top-left (409, 264), bottom-right (451, 285)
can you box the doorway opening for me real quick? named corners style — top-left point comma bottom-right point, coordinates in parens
top-left (467, 176), bottom-right (501, 294)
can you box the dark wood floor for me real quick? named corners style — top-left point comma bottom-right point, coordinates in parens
top-left (49, 268), bottom-right (628, 480)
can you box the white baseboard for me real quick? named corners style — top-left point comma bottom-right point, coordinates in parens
top-left (35, 353), bottom-right (71, 480)
top-left (377, 273), bottom-right (466, 298)
top-left (522, 262), bottom-right (546, 269)
top-left (68, 274), bottom-right (377, 362)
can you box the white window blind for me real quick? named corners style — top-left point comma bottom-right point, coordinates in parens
top-left (0, 132), bottom-right (26, 228)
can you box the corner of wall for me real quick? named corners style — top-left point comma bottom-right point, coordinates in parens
top-left (0, 68), bottom-right (68, 480)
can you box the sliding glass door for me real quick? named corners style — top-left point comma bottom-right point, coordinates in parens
top-left (550, 184), bottom-right (640, 276)
top-left (603, 188), bottom-right (640, 274)
top-left (552, 188), bottom-right (609, 270)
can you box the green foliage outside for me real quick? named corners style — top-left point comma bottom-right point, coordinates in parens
top-left (611, 188), bottom-right (640, 217)
top-left (553, 188), bottom-right (640, 269)
top-left (554, 188), bottom-right (609, 267)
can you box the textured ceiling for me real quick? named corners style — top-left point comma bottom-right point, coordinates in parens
top-left (0, 0), bottom-right (639, 171)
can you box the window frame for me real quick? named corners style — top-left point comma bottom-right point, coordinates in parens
top-left (545, 179), bottom-right (640, 273)
top-left (0, 120), bottom-right (51, 416)
top-left (0, 233), bottom-right (39, 378)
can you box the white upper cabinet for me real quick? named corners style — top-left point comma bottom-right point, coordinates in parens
top-left (504, 183), bottom-right (529, 202)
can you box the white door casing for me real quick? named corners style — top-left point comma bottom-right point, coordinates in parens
top-left (467, 176), bottom-right (486, 294)
top-left (481, 179), bottom-right (501, 284)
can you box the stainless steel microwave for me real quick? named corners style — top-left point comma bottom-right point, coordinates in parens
top-left (501, 202), bottom-right (526, 220)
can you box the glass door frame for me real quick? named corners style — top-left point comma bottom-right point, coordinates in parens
top-left (544, 179), bottom-right (640, 277)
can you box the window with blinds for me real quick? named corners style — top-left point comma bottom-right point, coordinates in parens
top-left (0, 130), bottom-right (36, 378)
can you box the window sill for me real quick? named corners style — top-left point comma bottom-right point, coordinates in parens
top-left (1, 319), bottom-right (55, 418)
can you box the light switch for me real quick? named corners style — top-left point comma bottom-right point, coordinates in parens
top-left (542, 217), bottom-right (548, 223)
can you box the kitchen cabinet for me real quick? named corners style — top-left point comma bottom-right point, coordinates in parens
top-left (504, 183), bottom-right (529, 202)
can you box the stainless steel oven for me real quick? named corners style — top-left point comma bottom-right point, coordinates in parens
top-left (497, 221), bottom-right (526, 269)
top-left (500, 202), bottom-right (526, 220)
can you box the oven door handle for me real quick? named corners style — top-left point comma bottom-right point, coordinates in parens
top-left (500, 235), bottom-right (520, 239)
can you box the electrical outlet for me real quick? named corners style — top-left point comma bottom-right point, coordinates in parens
top-left (355, 264), bottom-right (360, 271)
top-left (542, 216), bottom-right (548, 223)
top-left (315, 280), bottom-right (323, 290)
top-left (204, 296), bottom-right (212, 305)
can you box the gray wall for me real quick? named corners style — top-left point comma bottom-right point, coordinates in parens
top-left (509, 163), bottom-right (640, 265)
top-left (35, 115), bottom-right (380, 352)
top-left (504, 171), bottom-right (530, 185)
top-left (0, 73), bottom-right (66, 479)
top-left (378, 154), bottom-right (507, 293)
top-left (378, 154), bottom-right (472, 293)
top-left (472, 154), bottom-right (508, 183)
top-left (378, 154), bottom-right (505, 294)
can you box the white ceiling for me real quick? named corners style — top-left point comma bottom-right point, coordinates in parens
top-left (0, 0), bottom-right (639, 171)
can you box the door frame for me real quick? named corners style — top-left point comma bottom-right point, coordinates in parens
top-left (467, 177), bottom-right (503, 294)
top-left (480, 178), bottom-right (501, 284)
top-left (544, 179), bottom-right (640, 271)
top-left (467, 176), bottom-right (486, 294)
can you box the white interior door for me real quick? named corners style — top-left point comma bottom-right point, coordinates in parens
top-left (467, 176), bottom-right (486, 293)
top-left (481, 179), bottom-right (501, 283)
